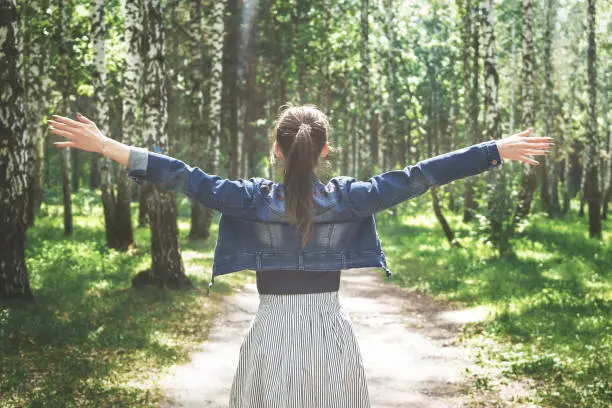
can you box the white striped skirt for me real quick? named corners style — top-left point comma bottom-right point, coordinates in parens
top-left (229, 291), bottom-right (371, 408)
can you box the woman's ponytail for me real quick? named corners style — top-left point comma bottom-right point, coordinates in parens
top-left (274, 106), bottom-right (329, 248)
top-left (285, 123), bottom-right (315, 248)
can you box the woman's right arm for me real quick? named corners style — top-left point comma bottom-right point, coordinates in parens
top-left (343, 129), bottom-right (552, 216)
top-left (48, 113), bottom-right (259, 214)
top-left (49, 113), bottom-right (131, 166)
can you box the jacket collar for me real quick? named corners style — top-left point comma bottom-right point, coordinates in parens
top-left (270, 173), bottom-right (327, 198)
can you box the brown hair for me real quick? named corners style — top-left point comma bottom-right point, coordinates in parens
top-left (273, 105), bottom-right (329, 248)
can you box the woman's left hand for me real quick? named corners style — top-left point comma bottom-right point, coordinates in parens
top-left (496, 128), bottom-right (553, 165)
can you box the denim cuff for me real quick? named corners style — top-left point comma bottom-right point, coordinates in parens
top-left (128, 147), bottom-right (149, 175)
top-left (482, 140), bottom-right (503, 168)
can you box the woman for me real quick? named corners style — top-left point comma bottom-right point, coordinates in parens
top-left (49, 105), bottom-right (551, 407)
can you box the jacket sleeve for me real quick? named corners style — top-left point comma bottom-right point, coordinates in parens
top-left (127, 148), bottom-right (258, 215)
top-left (343, 140), bottom-right (503, 216)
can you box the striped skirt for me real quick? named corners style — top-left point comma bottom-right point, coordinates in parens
top-left (229, 291), bottom-right (370, 408)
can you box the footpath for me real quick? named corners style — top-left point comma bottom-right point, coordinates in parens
top-left (160, 269), bottom-right (535, 407)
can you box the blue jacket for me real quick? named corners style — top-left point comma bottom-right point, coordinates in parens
top-left (127, 140), bottom-right (503, 289)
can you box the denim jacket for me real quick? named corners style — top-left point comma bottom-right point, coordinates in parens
top-left (127, 140), bottom-right (503, 290)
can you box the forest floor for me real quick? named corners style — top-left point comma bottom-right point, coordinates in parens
top-left (4, 194), bottom-right (607, 407)
top-left (160, 269), bottom-right (536, 408)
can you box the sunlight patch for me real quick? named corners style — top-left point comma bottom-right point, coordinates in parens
top-left (150, 330), bottom-right (180, 348)
top-left (439, 305), bottom-right (491, 324)
top-left (516, 248), bottom-right (554, 262)
top-left (403, 214), bottom-right (438, 228)
top-left (418, 243), bottom-right (438, 252)
top-left (181, 250), bottom-right (206, 262)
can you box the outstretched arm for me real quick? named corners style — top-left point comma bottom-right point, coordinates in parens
top-left (343, 129), bottom-right (552, 216)
top-left (48, 113), bottom-right (259, 215)
top-left (495, 128), bottom-right (552, 165)
top-left (49, 113), bottom-right (130, 166)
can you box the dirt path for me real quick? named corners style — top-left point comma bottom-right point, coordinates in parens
top-left (160, 269), bottom-right (533, 407)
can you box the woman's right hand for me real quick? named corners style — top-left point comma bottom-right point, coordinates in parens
top-left (495, 128), bottom-right (553, 165)
top-left (48, 113), bottom-right (131, 167)
top-left (48, 113), bottom-right (108, 153)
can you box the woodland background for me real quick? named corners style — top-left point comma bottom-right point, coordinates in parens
top-left (0, 0), bottom-right (610, 406)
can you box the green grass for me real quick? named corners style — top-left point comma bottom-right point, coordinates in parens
top-left (377, 198), bottom-right (611, 408)
top-left (3, 188), bottom-right (609, 407)
top-left (0, 190), bottom-right (252, 407)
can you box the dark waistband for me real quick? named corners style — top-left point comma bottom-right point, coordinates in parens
top-left (255, 269), bottom-right (341, 295)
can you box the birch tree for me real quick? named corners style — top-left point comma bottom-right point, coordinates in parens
top-left (601, 86), bottom-right (611, 219)
top-left (190, 0), bottom-right (225, 242)
top-left (92, 0), bottom-right (124, 249)
top-left (224, 0), bottom-right (239, 179)
top-left (242, 0), bottom-right (260, 178)
top-left (320, 0), bottom-right (331, 112)
top-left (459, 0), bottom-right (478, 223)
top-left (583, 0), bottom-right (601, 237)
top-left (384, 0), bottom-right (397, 170)
top-left (135, 0), bottom-right (191, 288)
top-left (22, 0), bottom-right (49, 225)
top-left (113, 0), bottom-right (142, 249)
top-left (58, 0), bottom-right (73, 236)
top-left (512, 0), bottom-right (537, 226)
top-left (0, 0), bottom-right (33, 300)
top-left (481, 0), bottom-right (508, 255)
top-left (358, 0), bottom-right (371, 179)
top-left (541, 0), bottom-right (560, 216)
top-left (189, 0), bottom-right (209, 240)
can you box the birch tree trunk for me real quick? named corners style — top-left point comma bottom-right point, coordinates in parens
top-left (191, 0), bottom-right (225, 243)
top-left (541, 0), bottom-right (559, 216)
top-left (481, 0), bottom-right (508, 256)
top-left (134, 0), bottom-right (191, 289)
top-left (113, 0), bottom-right (141, 249)
top-left (0, 0), bottom-right (33, 301)
top-left (93, 0), bottom-right (126, 250)
top-left (58, 0), bottom-right (73, 236)
top-left (385, 0), bottom-right (397, 169)
top-left (136, 0), bottom-right (148, 229)
top-left (459, 0), bottom-right (477, 223)
top-left (562, 54), bottom-right (580, 215)
top-left (22, 0), bottom-right (49, 226)
top-left (189, 0), bottom-right (210, 240)
top-left (358, 0), bottom-right (372, 179)
top-left (243, 0), bottom-right (259, 178)
top-left (509, 20), bottom-right (516, 135)
top-left (583, 0), bottom-right (601, 238)
top-left (342, 56), bottom-right (352, 176)
top-left (601, 90), bottom-right (611, 219)
top-left (512, 0), bottom-right (537, 226)
top-left (224, 0), bottom-right (239, 179)
top-left (320, 0), bottom-right (331, 112)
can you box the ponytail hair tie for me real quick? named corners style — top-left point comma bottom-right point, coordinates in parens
top-left (298, 123), bottom-right (312, 135)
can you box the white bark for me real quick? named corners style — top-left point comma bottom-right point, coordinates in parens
top-left (385, 0), bottom-right (396, 169)
top-left (142, 0), bottom-right (167, 149)
top-left (122, 0), bottom-right (142, 147)
top-left (207, 0), bottom-right (225, 173)
top-left (93, 0), bottom-right (111, 191)
top-left (509, 21), bottom-right (516, 135)
top-left (358, 0), bottom-right (371, 178)
top-left (0, 0), bottom-right (32, 299)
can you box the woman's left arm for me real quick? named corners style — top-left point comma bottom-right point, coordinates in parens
top-left (342, 128), bottom-right (552, 216)
top-left (411, 128), bottom-right (552, 187)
